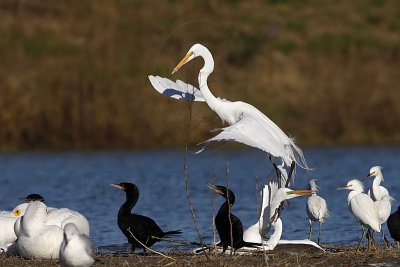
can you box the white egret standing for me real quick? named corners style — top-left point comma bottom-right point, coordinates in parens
top-left (306, 179), bottom-right (328, 244)
top-left (365, 166), bottom-right (389, 201)
top-left (374, 194), bottom-right (394, 244)
top-left (338, 179), bottom-right (381, 248)
top-left (150, 44), bottom-right (309, 170)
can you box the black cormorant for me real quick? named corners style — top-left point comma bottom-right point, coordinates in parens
top-left (111, 182), bottom-right (182, 253)
top-left (208, 184), bottom-right (259, 253)
top-left (387, 206), bottom-right (400, 246)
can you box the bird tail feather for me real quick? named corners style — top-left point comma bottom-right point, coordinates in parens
top-left (163, 230), bottom-right (182, 237)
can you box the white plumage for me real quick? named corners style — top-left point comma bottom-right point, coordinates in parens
top-left (14, 203), bottom-right (90, 238)
top-left (60, 223), bottom-right (95, 267)
top-left (242, 180), bottom-right (320, 251)
top-left (339, 179), bottom-right (381, 247)
top-left (306, 179), bottom-right (328, 244)
top-left (149, 43), bottom-right (309, 170)
top-left (366, 166), bottom-right (389, 201)
top-left (17, 201), bottom-right (64, 259)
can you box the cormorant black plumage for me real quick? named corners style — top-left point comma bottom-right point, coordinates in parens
top-left (209, 184), bottom-right (259, 253)
top-left (111, 182), bottom-right (181, 253)
top-left (387, 206), bottom-right (400, 243)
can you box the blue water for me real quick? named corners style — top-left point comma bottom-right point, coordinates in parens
top-left (0, 147), bottom-right (399, 252)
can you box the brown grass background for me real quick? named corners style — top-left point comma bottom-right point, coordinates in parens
top-left (0, 0), bottom-right (399, 150)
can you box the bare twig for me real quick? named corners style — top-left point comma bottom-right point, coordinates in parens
top-left (182, 94), bottom-right (209, 260)
top-left (212, 170), bottom-right (218, 247)
top-left (225, 162), bottom-right (234, 256)
top-left (126, 228), bottom-right (175, 260)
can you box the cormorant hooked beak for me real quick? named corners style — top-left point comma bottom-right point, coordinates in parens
top-left (110, 183), bottom-right (125, 191)
top-left (207, 184), bottom-right (224, 195)
top-left (172, 51), bottom-right (193, 74)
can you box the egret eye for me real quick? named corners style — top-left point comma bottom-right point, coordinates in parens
top-left (12, 209), bottom-right (20, 217)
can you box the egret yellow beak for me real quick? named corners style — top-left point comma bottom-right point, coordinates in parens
top-left (287, 189), bottom-right (314, 196)
top-left (172, 51), bottom-right (193, 74)
top-left (110, 183), bottom-right (124, 190)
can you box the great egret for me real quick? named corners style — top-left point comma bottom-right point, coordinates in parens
top-left (60, 223), bottom-right (95, 267)
top-left (208, 184), bottom-right (260, 253)
top-left (338, 179), bottom-right (381, 248)
top-left (387, 206), bottom-right (400, 247)
top-left (306, 179), bottom-right (328, 244)
top-left (110, 182), bottom-right (181, 253)
top-left (243, 182), bottom-right (319, 251)
top-left (17, 201), bottom-right (64, 259)
top-left (365, 166), bottom-right (389, 201)
top-left (149, 43), bottom-right (309, 170)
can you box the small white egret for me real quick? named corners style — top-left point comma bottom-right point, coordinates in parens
top-left (60, 223), bottom-right (95, 267)
top-left (365, 166), bottom-right (389, 201)
top-left (338, 179), bottom-right (381, 248)
top-left (149, 44), bottom-right (309, 170)
top-left (17, 201), bottom-right (64, 259)
top-left (306, 179), bottom-right (328, 244)
top-left (374, 194), bottom-right (394, 244)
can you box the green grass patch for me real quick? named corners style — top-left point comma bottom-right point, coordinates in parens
top-left (21, 37), bottom-right (79, 58)
top-left (275, 40), bottom-right (298, 54)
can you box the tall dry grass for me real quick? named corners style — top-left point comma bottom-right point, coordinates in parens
top-left (0, 0), bottom-right (399, 150)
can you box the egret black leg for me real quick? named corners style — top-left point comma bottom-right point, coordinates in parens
top-left (357, 226), bottom-right (365, 250)
top-left (317, 222), bottom-right (321, 245)
top-left (308, 220), bottom-right (313, 240)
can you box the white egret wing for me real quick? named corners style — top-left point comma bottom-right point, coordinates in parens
top-left (148, 75), bottom-right (205, 102)
top-left (199, 115), bottom-right (295, 166)
top-left (350, 194), bottom-right (381, 232)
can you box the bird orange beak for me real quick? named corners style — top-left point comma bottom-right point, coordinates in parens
top-left (172, 51), bottom-right (193, 74)
top-left (287, 189), bottom-right (314, 196)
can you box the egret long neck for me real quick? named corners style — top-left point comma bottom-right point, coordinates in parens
top-left (265, 218), bottom-right (283, 249)
top-left (373, 174), bottom-right (383, 188)
top-left (198, 49), bottom-right (220, 112)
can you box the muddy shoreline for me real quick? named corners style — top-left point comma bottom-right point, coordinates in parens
top-left (1, 245), bottom-right (399, 266)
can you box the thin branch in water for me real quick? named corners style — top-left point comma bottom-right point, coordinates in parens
top-left (212, 170), bottom-right (218, 247)
top-left (225, 162), bottom-right (234, 256)
top-left (126, 227), bottom-right (175, 261)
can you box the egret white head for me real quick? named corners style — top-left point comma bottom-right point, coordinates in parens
top-left (308, 179), bottom-right (319, 192)
top-left (366, 166), bottom-right (383, 179)
top-left (172, 44), bottom-right (213, 74)
top-left (11, 203), bottom-right (28, 217)
top-left (338, 179), bottom-right (364, 192)
top-left (63, 223), bottom-right (79, 243)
